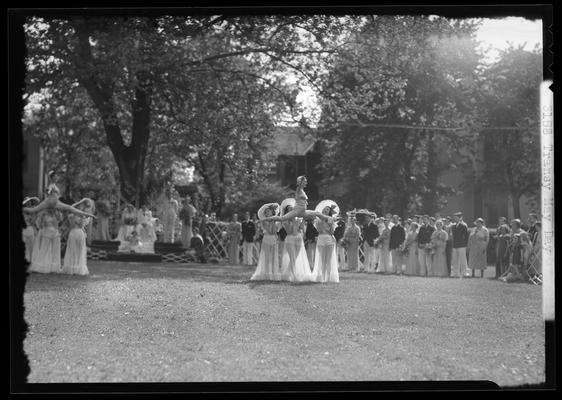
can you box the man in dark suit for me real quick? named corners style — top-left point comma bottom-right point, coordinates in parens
top-left (444, 216), bottom-right (454, 276)
top-left (417, 215), bottom-right (435, 276)
top-left (389, 215), bottom-right (406, 275)
top-left (494, 217), bottom-right (511, 278)
top-left (361, 212), bottom-right (380, 273)
top-left (241, 212), bottom-right (256, 265)
top-left (334, 218), bottom-right (346, 270)
top-left (451, 212), bottom-right (469, 278)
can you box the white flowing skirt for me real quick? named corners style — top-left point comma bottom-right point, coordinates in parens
top-left (29, 227), bottom-right (61, 274)
top-left (251, 234), bottom-right (281, 281)
top-left (62, 228), bottom-right (89, 275)
top-left (116, 225), bottom-right (136, 242)
top-left (135, 241), bottom-right (155, 254)
top-left (311, 234), bottom-right (340, 283)
top-left (280, 234), bottom-right (313, 282)
top-left (22, 227), bottom-right (35, 263)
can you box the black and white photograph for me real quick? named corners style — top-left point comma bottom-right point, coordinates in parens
top-left (9, 5), bottom-right (554, 392)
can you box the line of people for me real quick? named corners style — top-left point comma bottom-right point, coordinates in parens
top-left (329, 210), bottom-right (541, 281)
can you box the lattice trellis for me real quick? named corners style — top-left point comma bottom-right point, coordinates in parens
top-left (205, 222), bottom-right (231, 261)
top-left (87, 248), bottom-right (107, 261)
top-left (526, 247), bottom-right (542, 285)
top-left (162, 252), bottom-right (198, 263)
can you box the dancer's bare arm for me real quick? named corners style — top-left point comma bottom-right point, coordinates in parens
top-left (56, 201), bottom-right (96, 218)
top-left (304, 210), bottom-right (332, 221)
top-left (22, 201), bottom-right (50, 214)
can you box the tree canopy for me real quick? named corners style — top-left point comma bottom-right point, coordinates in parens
top-left (23, 14), bottom-right (542, 217)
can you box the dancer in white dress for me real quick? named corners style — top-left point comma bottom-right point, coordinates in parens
top-left (24, 185), bottom-right (95, 274)
top-left (23, 184), bottom-right (96, 219)
top-left (62, 210), bottom-right (89, 275)
top-left (311, 200), bottom-right (340, 283)
top-left (72, 198), bottom-right (95, 246)
top-left (261, 176), bottom-right (334, 223)
top-left (251, 203), bottom-right (281, 281)
top-left (29, 209), bottom-right (62, 273)
top-left (278, 199), bottom-right (313, 283)
top-left (22, 197), bottom-right (39, 263)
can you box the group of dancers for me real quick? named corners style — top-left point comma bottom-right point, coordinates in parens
top-left (250, 176), bottom-right (340, 284)
top-left (22, 184), bottom-right (96, 275)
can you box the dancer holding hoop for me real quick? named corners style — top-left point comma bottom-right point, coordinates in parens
top-left (251, 203), bottom-right (282, 281)
top-left (261, 176), bottom-right (334, 223)
top-left (22, 184), bottom-right (96, 219)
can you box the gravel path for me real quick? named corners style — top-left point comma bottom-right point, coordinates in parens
top-left (23, 261), bottom-right (544, 386)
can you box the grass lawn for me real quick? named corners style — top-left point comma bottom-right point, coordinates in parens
top-left (23, 261), bottom-right (544, 387)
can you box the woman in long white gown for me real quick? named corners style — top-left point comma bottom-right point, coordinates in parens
top-left (62, 210), bottom-right (89, 276)
top-left (278, 199), bottom-right (313, 283)
top-left (251, 203), bottom-right (281, 281)
top-left (310, 200), bottom-right (340, 283)
top-left (29, 209), bottom-right (62, 274)
top-left (376, 218), bottom-right (392, 273)
top-left (22, 197), bottom-right (39, 263)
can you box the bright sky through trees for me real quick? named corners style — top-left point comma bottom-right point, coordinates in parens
top-left (291, 17), bottom-right (543, 128)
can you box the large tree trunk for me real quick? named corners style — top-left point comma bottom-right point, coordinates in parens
top-left (73, 20), bottom-right (152, 207)
top-left (511, 192), bottom-right (521, 220)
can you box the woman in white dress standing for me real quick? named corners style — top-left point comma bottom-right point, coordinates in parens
top-left (342, 211), bottom-right (362, 271)
top-left (376, 218), bottom-right (392, 273)
top-left (22, 197), bottom-right (40, 263)
top-left (310, 200), bottom-right (340, 283)
top-left (278, 198), bottom-right (313, 283)
top-left (251, 203), bottom-right (281, 281)
top-left (403, 222), bottom-right (420, 276)
top-left (467, 218), bottom-right (490, 278)
top-left (62, 201), bottom-right (91, 276)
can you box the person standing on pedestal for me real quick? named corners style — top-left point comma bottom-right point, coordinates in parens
top-left (162, 194), bottom-right (179, 243)
top-left (94, 196), bottom-right (112, 241)
top-left (179, 196), bottom-right (197, 248)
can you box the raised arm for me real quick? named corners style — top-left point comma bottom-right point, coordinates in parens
top-left (56, 201), bottom-right (96, 218)
top-left (23, 200), bottom-right (51, 214)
